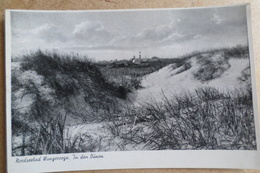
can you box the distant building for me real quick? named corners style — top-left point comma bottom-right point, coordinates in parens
top-left (132, 51), bottom-right (159, 65)
top-left (112, 59), bottom-right (130, 67)
top-left (132, 58), bottom-right (142, 64)
top-left (149, 56), bottom-right (160, 62)
top-left (142, 58), bottom-right (149, 62)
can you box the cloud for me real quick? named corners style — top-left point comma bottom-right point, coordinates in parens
top-left (212, 14), bottom-right (222, 24)
top-left (137, 22), bottom-right (176, 41)
top-left (72, 21), bottom-right (114, 45)
top-left (32, 23), bottom-right (55, 35)
top-left (11, 23), bottom-right (69, 56)
top-left (68, 8), bottom-right (247, 53)
top-left (12, 23), bottom-right (68, 44)
top-left (10, 5), bottom-right (248, 60)
top-left (115, 20), bottom-right (187, 48)
top-left (73, 21), bottom-right (104, 37)
top-left (31, 23), bottom-right (67, 42)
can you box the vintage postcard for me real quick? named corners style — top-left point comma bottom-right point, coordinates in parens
top-left (5, 4), bottom-right (260, 173)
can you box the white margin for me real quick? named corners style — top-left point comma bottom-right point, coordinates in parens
top-left (247, 3), bottom-right (260, 152)
top-left (5, 9), bottom-right (13, 173)
top-left (5, 4), bottom-right (260, 173)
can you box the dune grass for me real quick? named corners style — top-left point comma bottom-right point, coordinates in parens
top-left (11, 45), bottom-right (256, 155)
top-left (11, 50), bottom-right (129, 155)
top-left (110, 86), bottom-right (256, 150)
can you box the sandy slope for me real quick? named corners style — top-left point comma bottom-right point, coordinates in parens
top-left (132, 56), bottom-right (250, 104)
top-left (11, 53), bottom-right (252, 153)
top-left (64, 121), bottom-right (148, 151)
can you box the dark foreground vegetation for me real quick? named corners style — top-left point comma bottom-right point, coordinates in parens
top-left (110, 87), bottom-right (256, 150)
top-left (97, 55), bottom-right (190, 91)
top-left (11, 45), bottom-right (256, 156)
top-left (12, 50), bottom-right (129, 155)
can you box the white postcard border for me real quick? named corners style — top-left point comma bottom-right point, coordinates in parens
top-left (5, 4), bottom-right (260, 173)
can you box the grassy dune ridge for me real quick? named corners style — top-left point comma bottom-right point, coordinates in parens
top-left (11, 45), bottom-right (256, 155)
top-left (114, 87), bottom-right (255, 150)
top-left (11, 50), bottom-right (131, 155)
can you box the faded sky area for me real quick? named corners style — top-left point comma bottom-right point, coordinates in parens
top-left (11, 5), bottom-right (248, 61)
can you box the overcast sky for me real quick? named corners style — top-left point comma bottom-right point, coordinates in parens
top-left (11, 5), bottom-right (248, 61)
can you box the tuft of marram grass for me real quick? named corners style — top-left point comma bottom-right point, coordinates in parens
top-left (110, 87), bottom-right (256, 150)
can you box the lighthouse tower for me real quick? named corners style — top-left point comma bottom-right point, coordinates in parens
top-left (139, 51), bottom-right (141, 59)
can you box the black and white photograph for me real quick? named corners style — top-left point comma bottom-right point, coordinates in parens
top-left (5, 4), bottom-right (260, 172)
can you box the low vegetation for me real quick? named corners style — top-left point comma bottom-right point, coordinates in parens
top-left (111, 86), bottom-right (256, 150)
top-left (193, 53), bottom-right (231, 81)
top-left (12, 50), bottom-right (129, 155)
top-left (11, 45), bottom-right (256, 156)
top-left (98, 57), bottom-right (189, 91)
